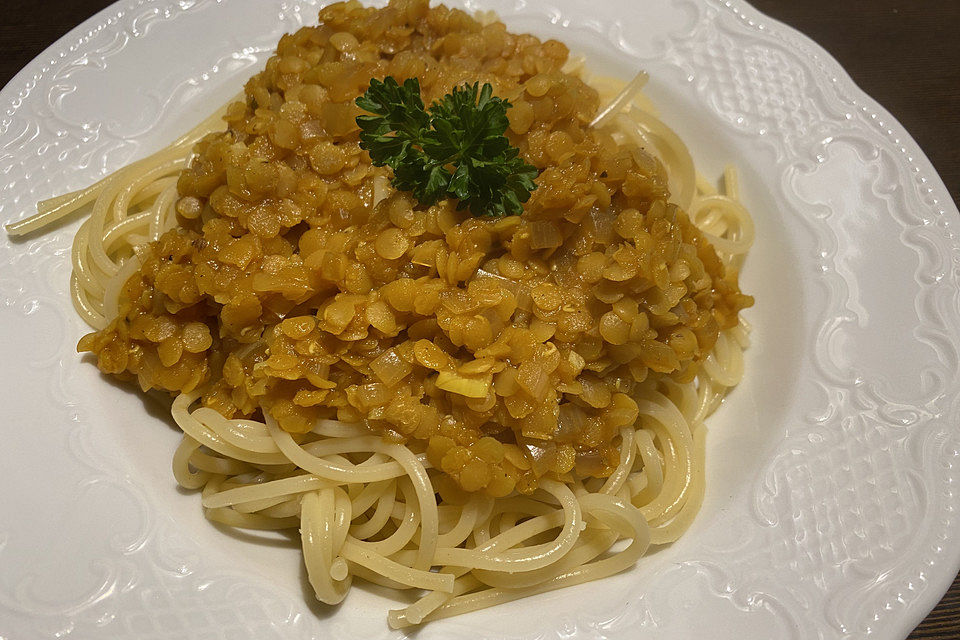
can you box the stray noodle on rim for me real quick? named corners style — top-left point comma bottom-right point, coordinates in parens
top-left (7, 0), bottom-right (754, 627)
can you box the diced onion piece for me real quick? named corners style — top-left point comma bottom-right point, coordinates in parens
top-left (520, 439), bottom-right (558, 476)
top-left (475, 268), bottom-right (533, 312)
top-left (369, 349), bottom-right (412, 386)
top-left (435, 371), bottom-right (491, 398)
top-left (555, 403), bottom-right (587, 439)
top-left (372, 174), bottom-right (391, 208)
top-left (528, 220), bottom-right (562, 250)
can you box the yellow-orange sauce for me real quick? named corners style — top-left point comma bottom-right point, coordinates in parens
top-left (80, 0), bottom-right (752, 498)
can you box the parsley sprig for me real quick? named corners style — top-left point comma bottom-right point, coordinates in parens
top-left (356, 77), bottom-right (538, 217)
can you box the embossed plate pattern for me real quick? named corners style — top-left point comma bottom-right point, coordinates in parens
top-left (2, 1), bottom-right (958, 638)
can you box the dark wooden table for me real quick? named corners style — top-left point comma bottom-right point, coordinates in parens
top-left (2, 0), bottom-right (957, 637)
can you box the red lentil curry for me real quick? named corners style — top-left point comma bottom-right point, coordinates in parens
top-left (79, 0), bottom-right (752, 498)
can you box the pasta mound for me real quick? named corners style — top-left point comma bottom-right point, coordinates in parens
top-left (79, 0), bottom-right (752, 497)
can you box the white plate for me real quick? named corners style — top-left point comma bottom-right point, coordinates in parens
top-left (2, 1), bottom-right (958, 638)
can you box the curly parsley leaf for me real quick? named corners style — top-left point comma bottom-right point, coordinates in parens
top-left (356, 77), bottom-right (538, 217)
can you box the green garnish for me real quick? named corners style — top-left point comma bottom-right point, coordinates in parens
top-left (356, 76), bottom-right (538, 217)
